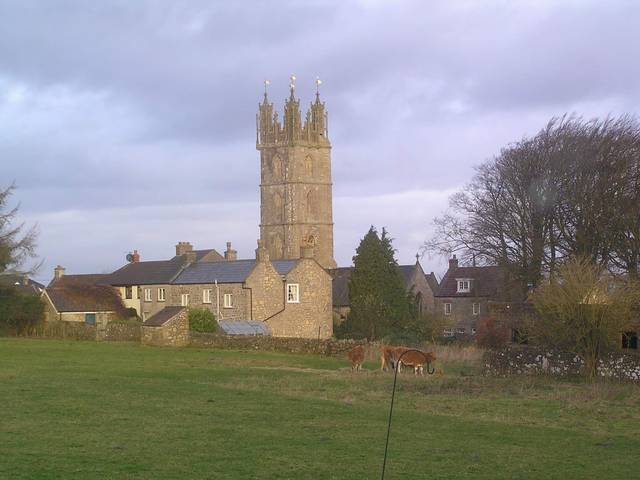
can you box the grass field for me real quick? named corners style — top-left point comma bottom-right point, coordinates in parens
top-left (1, 338), bottom-right (639, 479)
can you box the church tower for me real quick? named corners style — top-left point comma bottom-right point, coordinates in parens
top-left (256, 77), bottom-right (336, 269)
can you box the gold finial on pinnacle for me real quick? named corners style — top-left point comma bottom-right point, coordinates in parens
top-left (315, 77), bottom-right (322, 95)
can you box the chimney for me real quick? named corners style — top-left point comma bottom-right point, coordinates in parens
top-left (54, 265), bottom-right (65, 281)
top-left (449, 255), bottom-right (459, 271)
top-left (175, 241), bottom-right (193, 257)
top-left (224, 242), bottom-right (237, 261)
top-left (132, 250), bottom-right (140, 263)
top-left (22, 274), bottom-right (29, 286)
top-left (183, 250), bottom-right (197, 264)
top-left (255, 239), bottom-right (269, 263)
top-left (300, 244), bottom-right (314, 259)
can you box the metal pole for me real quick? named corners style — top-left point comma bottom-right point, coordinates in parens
top-left (380, 348), bottom-right (434, 480)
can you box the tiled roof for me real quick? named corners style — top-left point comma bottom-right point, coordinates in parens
top-left (48, 274), bottom-right (108, 288)
top-left (435, 265), bottom-right (503, 298)
top-left (329, 267), bottom-right (352, 307)
top-left (173, 259), bottom-right (297, 285)
top-left (142, 306), bottom-right (185, 327)
top-left (46, 284), bottom-right (126, 314)
top-left (103, 257), bottom-right (186, 286)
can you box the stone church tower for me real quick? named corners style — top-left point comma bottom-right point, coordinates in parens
top-left (256, 79), bottom-right (336, 269)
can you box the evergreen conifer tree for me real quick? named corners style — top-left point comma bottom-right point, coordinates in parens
top-left (338, 226), bottom-right (415, 340)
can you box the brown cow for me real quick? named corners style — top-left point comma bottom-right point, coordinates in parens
top-left (398, 350), bottom-right (436, 376)
top-left (347, 345), bottom-right (365, 371)
top-left (380, 345), bottom-right (397, 372)
top-left (393, 347), bottom-right (411, 373)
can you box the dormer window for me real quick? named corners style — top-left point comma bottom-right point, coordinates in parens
top-left (456, 279), bottom-right (471, 293)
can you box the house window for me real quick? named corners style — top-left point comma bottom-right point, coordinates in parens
top-left (287, 284), bottom-right (300, 303)
top-left (158, 288), bottom-right (166, 302)
top-left (443, 329), bottom-right (454, 337)
top-left (473, 303), bottom-right (480, 315)
top-left (85, 313), bottom-right (96, 325)
top-left (444, 303), bottom-right (452, 315)
top-left (181, 293), bottom-right (190, 306)
top-left (224, 293), bottom-right (233, 308)
top-left (125, 286), bottom-right (133, 300)
top-left (144, 288), bottom-right (152, 302)
top-left (203, 289), bottom-right (212, 304)
top-left (622, 331), bottom-right (638, 350)
top-left (457, 279), bottom-right (471, 293)
top-left (457, 327), bottom-right (466, 335)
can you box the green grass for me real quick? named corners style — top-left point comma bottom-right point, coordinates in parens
top-left (1, 338), bottom-right (639, 479)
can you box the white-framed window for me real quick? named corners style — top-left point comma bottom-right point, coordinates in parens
top-left (224, 293), bottom-right (233, 308)
top-left (181, 293), bottom-right (190, 306)
top-left (443, 329), bottom-right (454, 337)
top-left (125, 286), bottom-right (133, 300)
top-left (158, 288), bottom-right (166, 302)
top-left (457, 279), bottom-right (471, 293)
top-left (287, 283), bottom-right (300, 303)
top-left (444, 303), bottom-right (452, 315)
top-left (144, 288), bottom-right (152, 302)
top-left (473, 303), bottom-right (480, 315)
top-left (203, 289), bottom-right (212, 304)
top-left (457, 327), bottom-right (466, 335)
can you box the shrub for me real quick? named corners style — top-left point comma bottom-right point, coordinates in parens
top-left (475, 316), bottom-right (510, 350)
top-left (188, 308), bottom-right (217, 333)
top-left (0, 287), bottom-right (45, 335)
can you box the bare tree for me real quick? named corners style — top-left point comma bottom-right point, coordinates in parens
top-left (528, 257), bottom-right (637, 379)
top-left (425, 115), bottom-right (640, 292)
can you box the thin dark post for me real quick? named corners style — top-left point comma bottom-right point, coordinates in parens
top-left (380, 348), bottom-right (424, 480)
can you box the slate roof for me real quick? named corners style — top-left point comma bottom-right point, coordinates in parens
top-left (435, 265), bottom-right (503, 298)
top-left (103, 257), bottom-right (186, 286)
top-left (0, 274), bottom-right (45, 296)
top-left (173, 259), bottom-right (297, 284)
top-left (142, 306), bottom-right (185, 327)
top-left (330, 264), bottom-right (438, 308)
top-left (329, 267), bottom-right (352, 307)
top-left (218, 320), bottom-right (271, 336)
top-left (170, 249), bottom-right (223, 262)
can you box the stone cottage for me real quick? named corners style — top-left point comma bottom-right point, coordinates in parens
top-left (434, 255), bottom-right (504, 337)
top-left (43, 266), bottom-right (126, 325)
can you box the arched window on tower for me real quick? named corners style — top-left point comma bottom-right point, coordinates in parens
top-left (415, 292), bottom-right (424, 315)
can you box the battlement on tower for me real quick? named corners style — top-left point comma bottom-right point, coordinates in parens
top-left (256, 88), bottom-right (330, 148)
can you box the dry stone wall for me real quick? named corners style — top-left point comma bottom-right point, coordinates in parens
top-left (485, 345), bottom-right (640, 381)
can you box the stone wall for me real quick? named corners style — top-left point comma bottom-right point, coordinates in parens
top-left (266, 257), bottom-right (333, 339)
top-left (169, 283), bottom-right (250, 321)
top-left (435, 296), bottom-right (488, 334)
top-left (190, 332), bottom-right (362, 356)
top-left (142, 309), bottom-right (189, 347)
top-left (485, 345), bottom-right (640, 381)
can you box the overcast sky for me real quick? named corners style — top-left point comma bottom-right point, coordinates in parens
top-left (2, 0), bottom-right (640, 283)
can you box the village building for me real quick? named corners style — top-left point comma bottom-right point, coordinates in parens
top-left (330, 260), bottom-right (439, 323)
top-left (434, 255), bottom-right (504, 337)
top-left (43, 267), bottom-right (126, 324)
